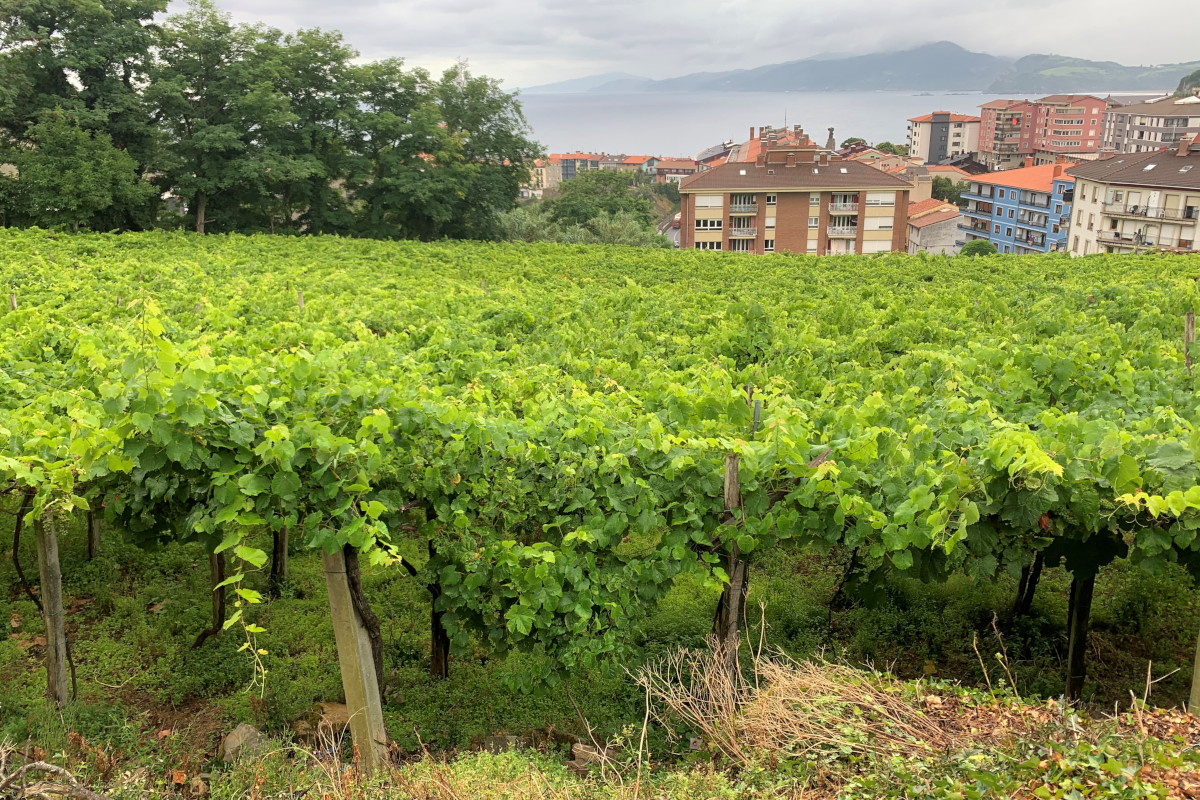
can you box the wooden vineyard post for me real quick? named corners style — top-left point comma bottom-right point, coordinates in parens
top-left (1191, 628), bottom-right (1200, 712)
top-left (86, 510), bottom-right (101, 560)
top-left (9, 291), bottom-right (15, 311)
top-left (322, 549), bottom-right (388, 775)
top-left (712, 453), bottom-right (747, 681)
top-left (35, 516), bottom-right (70, 708)
top-left (1186, 311), bottom-right (1195, 375)
top-left (297, 290), bottom-right (305, 313)
top-left (269, 526), bottom-right (288, 597)
top-left (1064, 573), bottom-right (1096, 704)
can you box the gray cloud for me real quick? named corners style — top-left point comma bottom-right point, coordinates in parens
top-left (171, 0), bottom-right (1200, 88)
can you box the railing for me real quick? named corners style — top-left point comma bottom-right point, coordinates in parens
top-left (1017, 214), bottom-right (1048, 227)
top-left (828, 226), bottom-right (858, 238)
top-left (961, 221), bottom-right (991, 233)
top-left (829, 202), bottom-right (859, 213)
top-left (961, 206), bottom-right (993, 219)
top-left (1020, 196), bottom-right (1052, 209)
top-left (1098, 230), bottom-right (1140, 245)
top-left (728, 227), bottom-right (757, 238)
top-left (967, 187), bottom-right (994, 198)
top-left (1103, 203), bottom-right (1200, 221)
top-left (729, 203), bottom-right (757, 214)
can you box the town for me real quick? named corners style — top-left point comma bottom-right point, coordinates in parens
top-left (530, 90), bottom-right (1200, 257)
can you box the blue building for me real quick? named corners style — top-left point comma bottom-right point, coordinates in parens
top-left (959, 160), bottom-right (1075, 254)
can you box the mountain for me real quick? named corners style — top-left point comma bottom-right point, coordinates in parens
top-left (987, 55), bottom-right (1200, 93)
top-left (1180, 69), bottom-right (1200, 97)
top-left (520, 72), bottom-right (648, 94)
top-left (602, 42), bottom-right (1010, 92)
top-left (531, 43), bottom-right (1200, 95)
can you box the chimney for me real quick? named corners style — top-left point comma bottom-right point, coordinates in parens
top-left (750, 126), bottom-right (755, 141)
top-left (818, 153), bottom-right (829, 166)
top-left (786, 152), bottom-right (796, 167)
top-left (1178, 133), bottom-right (1198, 157)
top-left (1053, 164), bottom-right (1063, 178)
top-left (1098, 147), bottom-right (1117, 160)
top-left (1024, 156), bottom-right (1034, 168)
top-left (756, 153), bottom-right (766, 167)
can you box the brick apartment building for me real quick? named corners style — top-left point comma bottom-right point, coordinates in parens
top-left (678, 143), bottom-right (911, 255)
top-left (977, 96), bottom-right (1107, 168)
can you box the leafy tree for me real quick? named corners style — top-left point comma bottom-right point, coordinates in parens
top-left (146, 0), bottom-right (313, 233)
top-left (876, 141), bottom-right (908, 155)
top-left (543, 170), bottom-right (655, 228)
top-left (960, 239), bottom-right (997, 257)
top-left (0, 111), bottom-right (153, 230)
top-left (840, 137), bottom-right (867, 148)
top-left (931, 176), bottom-right (966, 206)
top-left (1177, 68), bottom-right (1200, 98)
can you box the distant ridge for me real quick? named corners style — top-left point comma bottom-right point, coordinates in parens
top-left (524, 43), bottom-right (1200, 95)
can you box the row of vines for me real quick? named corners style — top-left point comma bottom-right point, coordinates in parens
top-left (4, 229), bottom-right (1200, 768)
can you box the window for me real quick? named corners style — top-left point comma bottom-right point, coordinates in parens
top-left (731, 193), bottom-right (756, 206)
top-left (1077, 211), bottom-right (1083, 225)
top-left (766, 194), bottom-right (777, 206)
top-left (1008, 209), bottom-right (1015, 219)
top-left (997, 189), bottom-right (1005, 199)
top-left (695, 219), bottom-right (723, 230)
top-left (1006, 227), bottom-right (1013, 237)
top-left (1087, 213), bottom-right (1094, 231)
top-left (765, 217), bottom-right (776, 229)
top-left (763, 239), bottom-right (775, 252)
top-left (865, 192), bottom-right (895, 206)
top-left (1055, 204), bottom-right (1063, 214)
top-left (1073, 235), bottom-right (1080, 250)
top-left (809, 217), bottom-right (819, 228)
top-left (695, 195), bottom-right (724, 208)
top-left (695, 241), bottom-right (722, 250)
top-left (865, 217), bottom-right (892, 231)
top-left (729, 239), bottom-right (751, 252)
top-left (994, 224), bottom-right (1001, 234)
top-left (810, 193), bottom-right (820, 205)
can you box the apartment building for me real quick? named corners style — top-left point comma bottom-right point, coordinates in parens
top-left (907, 112), bottom-right (980, 163)
top-left (1102, 96), bottom-right (1200, 154)
top-left (678, 144), bottom-right (911, 255)
top-left (958, 159), bottom-right (1075, 254)
top-left (549, 152), bottom-right (604, 180)
top-left (1065, 134), bottom-right (1200, 255)
top-left (1029, 95), bottom-right (1107, 164)
top-left (978, 100), bottom-right (1037, 169)
top-left (651, 159), bottom-right (699, 183)
top-left (521, 158), bottom-right (562, 199)
top-left (977, 96), bottom-right (1107, 168)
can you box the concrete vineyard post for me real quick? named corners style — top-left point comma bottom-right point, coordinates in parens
top-left (35, 516), bottom-right (69, 708)
top-left (1186, 311), bottom-right (1195, 375)
top-left (87, 510), bottom-right (101, 560)
top-left (713, 453), bottom-right (747, 680)
top-left (269, 527), bottom-right (288, 597)
top-left (8, 291), bottom-right (15, 311)
top-left (322, 549), bottom-right (388, 775)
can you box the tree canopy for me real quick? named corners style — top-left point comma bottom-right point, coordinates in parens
top-left (960, 239), bottom-right (997, 257)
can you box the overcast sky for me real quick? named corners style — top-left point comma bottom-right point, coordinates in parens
top-left (189, 0), bottom-right (1198, 89)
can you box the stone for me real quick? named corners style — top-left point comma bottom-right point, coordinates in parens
top-left (189, 776), bottom-right (209, 796)
top-left (571, 742), bottom-right (609, 765)
top-left (221, 724), bottom-right (265, 763)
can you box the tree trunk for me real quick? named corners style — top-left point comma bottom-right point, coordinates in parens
top-left (1065, 573), bottom-right (1096, 704)
top-left (322, 549), bottom-right (388, 776)
top-left (1014, 551), bottom-right (1044, 617)
top-left (35, 516), bottom-right (69, 708)
top-left (192, 552), bottom-right (226, 649)
top-left (428, 541), bottom-right (450, 680)
top-left (86, 510), bottom-right (101, 560)
top-left (269, 526), bottom-right (288, 598)
top-left (12, 491), bottom-right (40, 610)
top-left (343, 544), bottom-right (385, 702)
top-left (195, 191), bottom-right (207, 235)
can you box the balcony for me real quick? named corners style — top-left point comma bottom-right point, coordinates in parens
top-left (966, 186), bottom-right (994, 199)
top-left (1017, 212), bottom-right (1049, 227)
top-left (829, 202), bottom-right (859, 213)
top-left (729, 203), bottom-right (757, 214)
top-left (1103, 203), bottom-right (1200, 221)
top-left (961, 220), bottom-right (991, 233)
top-left (728, 227), bottom-right (757, 238)
top-left (1098, 230), bottom-right (1142, 245)
top-left (828, 226), bottom-right (858, 238)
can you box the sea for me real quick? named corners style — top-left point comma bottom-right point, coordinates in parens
top-left (517, 90), bottom-right (990, 158)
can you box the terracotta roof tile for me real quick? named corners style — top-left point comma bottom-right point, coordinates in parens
top-left (908, 112), bottom-right (981, 123)
top-left (908, 198), bottom-right (954, 217)
top-left (680, 158), bottom-right (914, 192)
top-left (909, 209), bottom-right (961, 228)
top-left (969, 162), bottom-right (1076, 192)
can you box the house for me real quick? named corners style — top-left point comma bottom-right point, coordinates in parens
top-left (848, 149), bottom-right (922, 174)
top-left (678, 142), bottom-right (912, 255)
top-left (623, 155), bottom-right (660, 173)
top-left (1101, 95), bottom-right (1200, 154)
top-left (599, 154), bottom-right (630, 170)
top-left (1064, 134), bottom-right (1200, 255)
top-left (549, 152), bottom-right (604, 180)
top-left (958, 158), bottom-right (1075, 254)
top-left (651, 159), bottom-right (699, 183)
top-left (695, 142), bottom-right (735, 168)
top-left (907, 198), bottom-right (961, 255)
top-left (727, 125), bottom-right (819, 163)
top-left (522, 158), bottom-right (562, 199)
top-left (907, 112), bottom-right (981, 163)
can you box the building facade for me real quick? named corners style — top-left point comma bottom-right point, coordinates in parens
top-left (978, 99), bottom-right (1036, 169)
top-left (678, 145), bottom-right (911, 255)
top-left (550, 152), bottom-right (604, 180)
top-left (1065, 135), bottom-right (1200, 255)
top-left (1029, 95), bottom-right (1107, 164)
top-left (651, 159), bottom-right (699, 183)
top-left (1102, 96), bottom-right (1200, 154)
top-left (907, 112), bottom-right (980, 163)
top-left (907, 198), bottom-right (961, 255)
top-left (958, 159), bottom-right (1074, 254)
top-left (521, 159), bottom-right (562, 199)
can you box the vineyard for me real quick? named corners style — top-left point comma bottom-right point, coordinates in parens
top-left (5, 229), bottom-right (1200, 797)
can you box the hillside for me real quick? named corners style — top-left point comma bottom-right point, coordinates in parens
top-left (526, 43), bottom-right (1199, 94)
top-left (988, 54), bottom-right (1200, 93)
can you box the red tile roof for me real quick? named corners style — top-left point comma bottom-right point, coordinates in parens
top-left (623, 155), bottom-right (656, 164)
top-left (979, 99), bottom-right (1030, 110)
top-left (909, 209), bottom-right (960, 229)
top-left (969, 162), bottom-right (1076, 192)
top-left (908, 112), bottom-right (981, 123)
top-left (732, 131), bottom-right (818, 163)
top-left (908, 198), bottom-right (953, 217)
top-left (655, 159), bottom-right (698, 171)
top-left (926, 165), bottom-right (972, 177)
top-left (549, 152), bottom-right (605, 161)
top-left (1036, 94), bottom-right (1105, 105)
